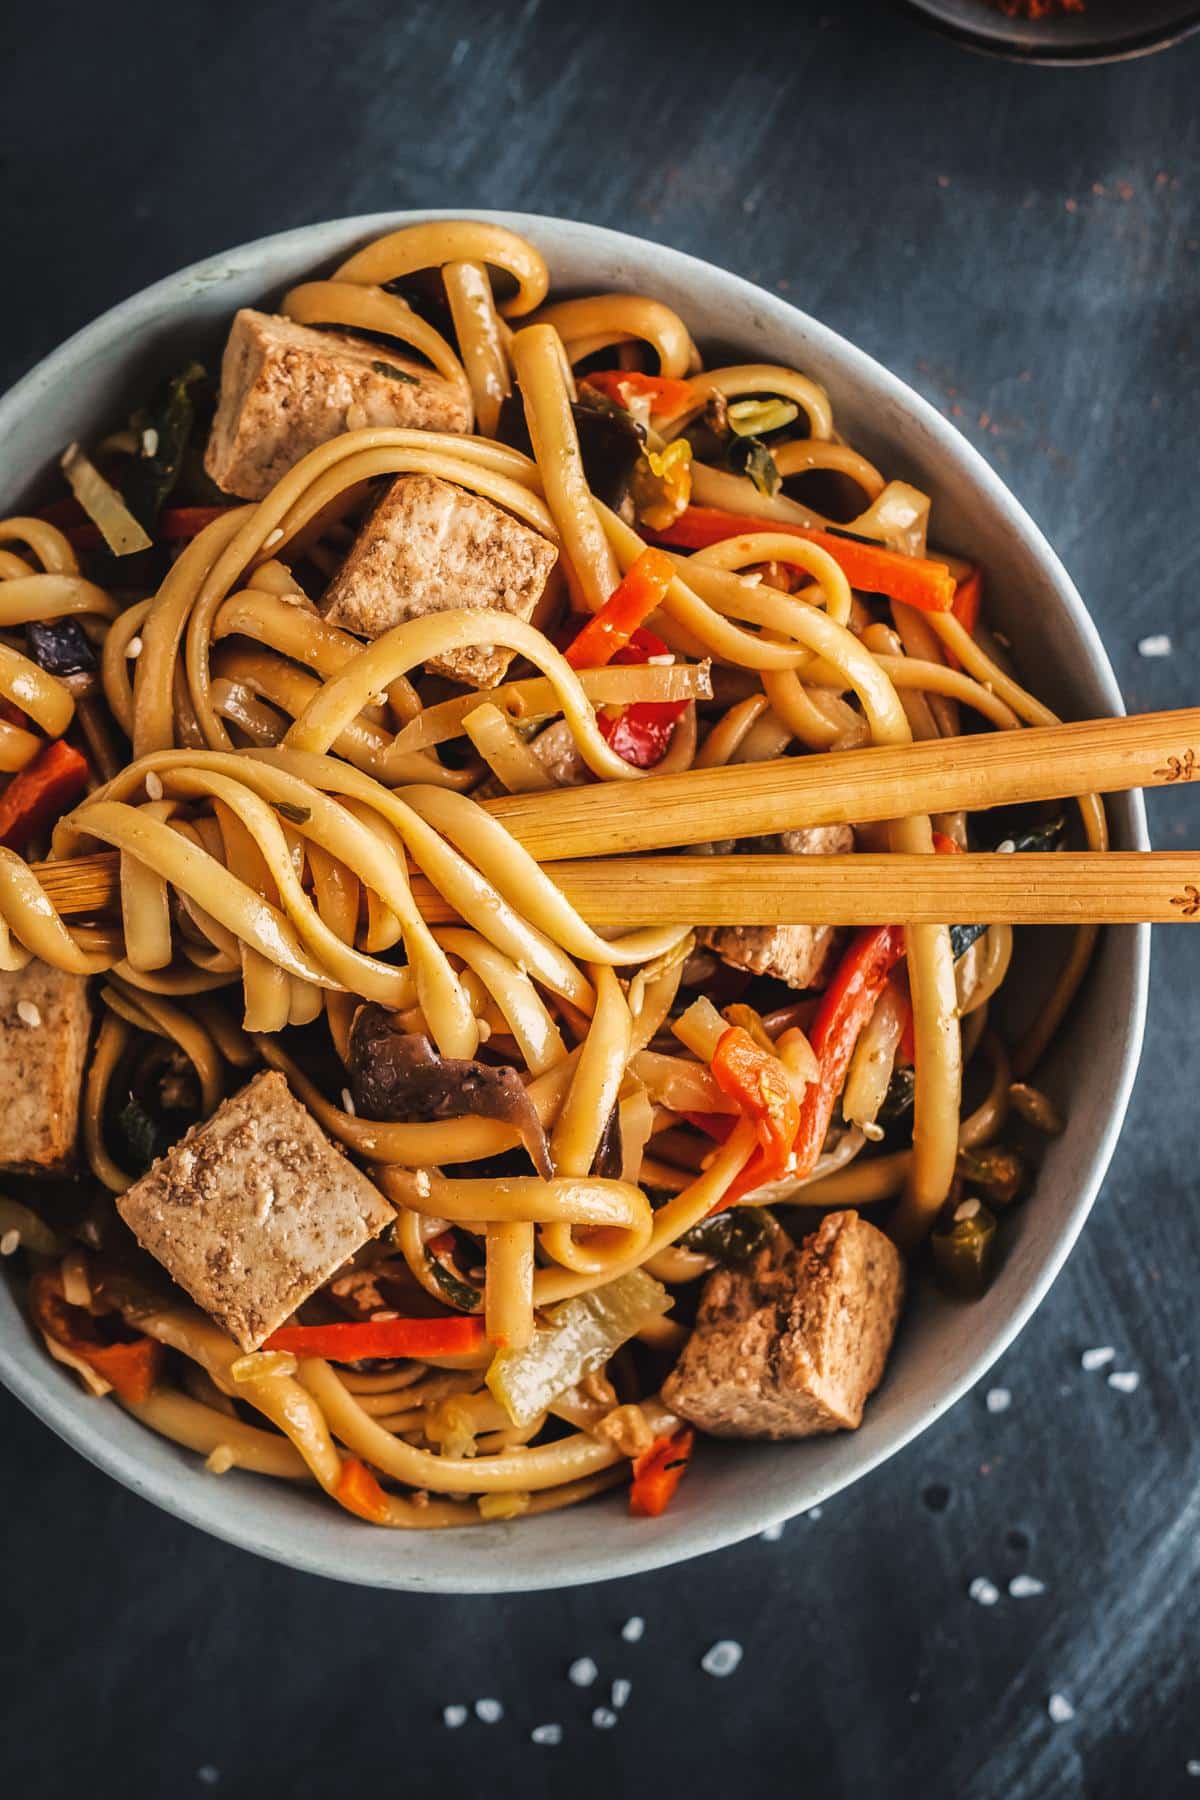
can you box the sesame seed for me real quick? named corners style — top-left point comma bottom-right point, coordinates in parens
top-left (591, 1708), bottom-right (618, 1730)
top-left (141, 427), bottom-right (159, 458)
top-left (205, 1445), bottom-right (235, 1475)
top-left (860, 1121), bottom-right (885, 1143)
top-left (126, 636), bottom-right (143, 658)
top-left (1187, 1760), bottom-right (1200, 1778)
top-left (568, 1656), bottom-right (598, 1688)
top-left (955, 1197), bottom-right (981, 1222)
top-left (1108, 1369), bottom-right (1140, 1394)
top-left (760, 1521), bottom-right (785, 1542)
top-left (442, 1704), bottom-right (468, 1729)
top-left (16, 1000), bottom-right (41, 1028)
top-left (263, 527), bottom-right (284, 549)
top-left (986, 1387), bottom-right (1012, 1414)
top-left (476, 1019), bottom-right (492, 1043)
top-left (413, 1169), bottom-right (432, 1198)
top-left (807, 1505), bottom-right (823, 1521)
top-left (1009, 1574), bottom-right (1046, 1598)
top-left (701, 1640), bottom-right (743, 1678)
top-left (1047, 1693), bottom-right (1075, 1724)
top-left (145, 772), bottom-right (164, 801)
top-left (611, 1678), bottom-right (631, 1709)
top-left (196, 1768), bottom-right (220, 1787)
top-left (0, 1229), bottom-right (20, 1256)
top-left (531, 1724), bottom-right (562, 1746)
top-left (340, 1088), bottom-right (356, 1116)
top-left (475, 1698), bottom-right (503, 1724)
top-left (1081, 1346), bottom-right (1116, 1371)
top-left (620, 1617), bottom-right (644, 1643)
top-left (1137, 634), bottom-right (1172, 658)
top-left (370, 1310), bottom-right (399, 1323)
top-left (646, 654), bottom-right (675, 666)
top-left (995, 839), bottom-right (1016, 854)
top-left (968, 1577), bottom-right (1000, 1607)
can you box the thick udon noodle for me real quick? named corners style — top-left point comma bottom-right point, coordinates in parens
top-left (0, 219), bottom-right (1104, 1527)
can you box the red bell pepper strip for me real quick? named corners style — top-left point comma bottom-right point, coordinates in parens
top-left (629, 1427), bottom-right (695, 1517)
top-left (264, 1314), bottom-right (486, 1361)
top-left (580, 370), bottom-right (695, 417)
top-left (0, 738), bottom-right (90, 853)
top-left (586, 618), bottom-right (688, 770)
top-left (642, 506), bottom-right (957, 613)
top-left (942, 567), bottom-right (982, 671)
top-left (710, 1026), bottom-right (800, 1183)
top-left (334, 1457), bottom-right (392, 1524)
top-left (28, 1273), bottom-right (163, 1404)
top-left (790, 926), bottom-right (908, 1178)
top-left (563, 547), bottom-right (676, 669)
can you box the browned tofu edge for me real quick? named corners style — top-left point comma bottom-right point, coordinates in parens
top-left (0, 963), bottom-right (91, 1173)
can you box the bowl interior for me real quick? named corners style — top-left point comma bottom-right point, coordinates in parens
top-left (906, 0), bottom-right (1200, 60)
top-left (0, 212), bottom-right (1148, 1591)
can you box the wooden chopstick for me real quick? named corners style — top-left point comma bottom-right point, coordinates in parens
top-left (486, 708), bottom-right (1200, 861)
top-left (27, 850), bottom-right (1200, 928)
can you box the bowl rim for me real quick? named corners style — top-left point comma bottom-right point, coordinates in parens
top-left (0, 209), bottom-right (1150, 1591)
top-left (901, 0), bottom-right (1200, 66)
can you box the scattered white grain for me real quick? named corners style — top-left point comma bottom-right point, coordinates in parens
top-left (1081, 1346), bottom-right (1116, 1372)
top-left (204, 1445), bottom-right (235, 1476)
top-left (701, 1640), bottom-right (743, 1678)
top-left (860, 1121), bottom-right (885, 1143)
top-left (530, 1724), bottom-right (562, 1746)
top-left (340, 1087), bottom-right (356, 1116)
top-left (807, 1505), bottom-right (823, 1521)
top-left (955, 1197), bottom-right (981, 1222)
top-left (986, 1387), bottom-right (1012, 1414)
top-left (760, 1521), bottom-right (785, 1542)
top-left (126, 636), bottom-right (143, 659)
top-left (620, 1616), bottom-right (645, 1644)
top-left (1137, 634), bottom-right (1172, 658)
top-left (996, 839), bottom-right (1016, 854)
top-left (476, 1019), bottom-right (492, 1043)
top-left (968, 1577), bottom-right (1000, 1607)
top-left (646, 654), bottom-right (675, 666)
top-left (1009, 1574), bottom-right (1046, 1599)
top-left (611, 1678), bottom-right (631, 1710)
top-left (144, 771), bottom-right (164, 801)
top-left (1047, 1693), bottom-right (1075, 1725)
top-left (263, 527), bottom-right (285, 549)
top-left (142, 427), bottom-right (160, 458)
top-left (413, 1168), bottom-right (432, 1198)
top-left (16, 1000), bottom-right (41, 1028)
top-left (568, 1656), bottom-right (598, 1688)
top-left (592, 1707), bottom-right (618, 1730)
top-left (475, 1698), bottom-right (503, 1724)
top-left (442, 1704), bottom-right (468, 1729)
top-left (1108, 1369), bottom-right (1141, 1394)
top-left (196, 1769), bottom-right (220, 1787)
top-left (0, 1229), bottom-right (20, 1256)
top-left (1186, 1760), bottom-right (1200, 1777)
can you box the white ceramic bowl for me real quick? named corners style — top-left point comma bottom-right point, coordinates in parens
top-left (0, 211), bottom-right (1148, 1591)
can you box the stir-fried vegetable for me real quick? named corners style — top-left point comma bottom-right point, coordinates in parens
top-left (949, 817), bottom-right (1066, 958)
top-left (629, 438), bottom-right (693, 530)
top-left (25, 619), bottom-right (98, 679)
top-left (957, 1145), bottom-right (1027, 1209)
top-left (931, 1204), bottom-right (998, 1298)
top-left (499, 388), bottom-right (645, 510)
top-left (563, 548), bottom-right (676, 668)
top-left (580, 370), bottom-right (695, 421)
top-left (28, 1272), bottom-right (163, 1404)
top-left (727, 398), bottom-right (800, 438)
top-left (643, 505), bottom-right (957, 611)
top-left (710, 1024), bottom-right (800, 1185)
top-left (679, 1205), bottom-right (781, 1265)
top-left (791, 926), bottom-right (908, 1179)
top-left (59, 443), bottom-right (152, 557)
top-left (348, 1006), bottom-right (553, 1178)
top-left (123, 362), bottom-right (206, 530)
top-left (591, 625), bottom-right (690, 770)
top-left (265, 1315), bottom-right (486, 1360)
top-left (0, 739), bottom-right (89, 853)
top-left (727, 436), bottom-right (781, 499)
top-left (487, 1268), bottom-right (672, 1428)
top-left (335, 1457), bottom-right (392, 1523)
top-left (629, 1426), bottom-right (695, 1517)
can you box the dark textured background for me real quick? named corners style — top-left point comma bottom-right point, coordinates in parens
top-left (1, 3), bottom-right (1197, 1796)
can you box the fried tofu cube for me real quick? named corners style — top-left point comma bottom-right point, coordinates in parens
top-left (662, 1211), bottom-right (905, 1438)
top-left (0, 963), bottom-right (90, 1172)
top-left (319, 472), bottom-right (559, 688)
top-left (698, 822), bottom-right (854, 991)
top-left (116, 1070), bottom-right (394, 1352)
top-left (204, 310), bottom-right (472, 501)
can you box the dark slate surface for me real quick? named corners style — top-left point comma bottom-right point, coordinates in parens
top-left (1, 4), bottom-right (1197, 1796)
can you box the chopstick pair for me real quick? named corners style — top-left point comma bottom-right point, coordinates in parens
top-left (28, 707), bottom-right (1200, 928)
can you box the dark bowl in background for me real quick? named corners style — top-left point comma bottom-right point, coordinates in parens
top-left (903, 0), bottom-right (1200, 63)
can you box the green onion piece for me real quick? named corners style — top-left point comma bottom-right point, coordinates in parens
top-left (371, 360), bottom-right (418, 384)
top-left (931, 1204), bottom-right (998, 1299)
